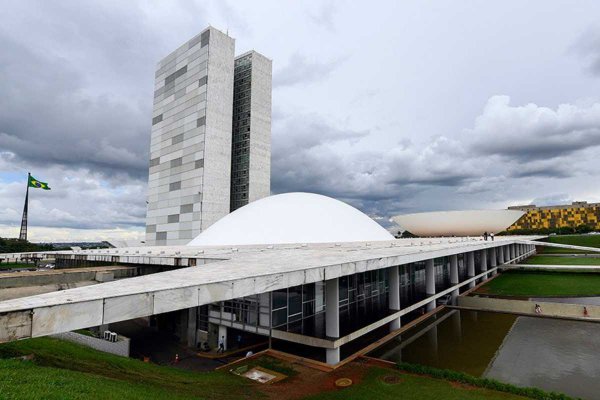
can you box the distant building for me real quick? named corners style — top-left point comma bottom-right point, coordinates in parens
top-left (508, 201), bottom-right (600, 231)
top-left (145, 27), bottom-right (271, 246)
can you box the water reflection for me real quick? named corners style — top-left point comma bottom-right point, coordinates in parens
top-left (369, 309), bottom-right (600, 399)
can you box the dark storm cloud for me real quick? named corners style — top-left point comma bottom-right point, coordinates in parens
top-left (270, 113), bottom-right (480, 221)
top-left (273, 53), bottom-right (346, 88)
top-left (468, 96), bottom-right (600, 161)
top-left (509, 161), bottom-right (573, 179)
top-left (572, 25), bottom-right (600, 76)
top-left (0, 1), bottom-right (172, 180)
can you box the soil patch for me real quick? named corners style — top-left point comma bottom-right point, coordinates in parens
top-left (380, 374), bottom-right (402, 384)
top-left (256, 360), bottom-right (370, 400)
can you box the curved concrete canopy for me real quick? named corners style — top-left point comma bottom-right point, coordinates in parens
top-left (187, 192), bottom-right (394, 246)
top-left (392, 210), bottom-right (525, 237)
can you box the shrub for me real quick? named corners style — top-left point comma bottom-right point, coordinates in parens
top-left (396, 362), bottom-right (576, 400)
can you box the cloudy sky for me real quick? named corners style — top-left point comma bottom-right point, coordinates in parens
top-left (1, 0), bottom-right (600, 241)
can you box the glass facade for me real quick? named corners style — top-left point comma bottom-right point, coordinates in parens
top-left (205, 252), bottom-right (498, 342)
top-left (230, 53), bottom-right (253, 211)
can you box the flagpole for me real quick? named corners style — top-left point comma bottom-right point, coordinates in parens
top-left (19, 172), bottom-right (29, 241)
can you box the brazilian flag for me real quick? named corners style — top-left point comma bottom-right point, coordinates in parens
top-left (28, 175), bottom-right (51, 190)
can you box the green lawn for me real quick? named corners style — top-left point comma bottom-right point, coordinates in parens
top-left (0, 262), bottom-right (34, 270)
top-left (541, 234), bottom-right (600, 254)
top-left (523, 255), bottom-right (600, 265)
top-left (0, 338), bottom-right (258, 400)
top-left (0, 337), bottom-right (566, 400)
top-left (306, 367), bottom-right (528, 400)
top-left (479, 270), bottom-right (600, 297)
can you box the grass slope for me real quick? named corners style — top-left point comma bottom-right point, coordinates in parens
top-left (524, 255), bottom-right (600, 265)
top-left (0, 262), bottom-right (34, 270)
top-left (0, 337), bottom-right (566, 400)
top-left (541, 234), bottom-right (600, 253)
top-left (306, 367), bottom-right (528, 400)
top-left (480, 270), bottom-right (600, 297)
top-left (0, 338), bottom-right (258, 400)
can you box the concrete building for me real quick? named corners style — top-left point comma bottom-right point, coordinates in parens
top-left (392, 210), bottom-right (525, 237)
top-left (0, 193), bottom-right (548, 365)
top-left (145, 27), bottom-right (272, 245)
top-left (508, 201), bottom-right (600, 231)
top-left (230, 51), bottom-right (272, 212)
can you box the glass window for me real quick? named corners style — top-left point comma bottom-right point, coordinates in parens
top-left (272, 289), bottom-right (287, 310)
top-left (288, 285), bottom-right (302, 316)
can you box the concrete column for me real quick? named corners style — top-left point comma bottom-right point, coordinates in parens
top-left (467, 252), bottom-right (475, 288)
top-left (325, 278), bottom-right (340, 364)
top-left (389, 266), bottom-right (401, 331)
top-left (480, 249), bottom-right (488, 280)
top-left (449, 255), bottom-right (459, 303)
top-left (505, 245), bottom-right (511, 263)
top-left (218, 325), bottom-right (227, 351)
top-left (510, 244), bottom-right (516, 262)
top-left (490, 248), bottom-right (497, 276)
top-left (186, 307), bottom-right (198, 347)
top-left (498, 246), bottom-right (505, 264)
top-left (425, 259), bottom-right (436, 312)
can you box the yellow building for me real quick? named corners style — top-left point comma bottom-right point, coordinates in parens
top-left (507, 201), bottom-right (600, 231)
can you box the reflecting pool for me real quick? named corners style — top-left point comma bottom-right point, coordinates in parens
top-left (369, 309), bottom-right (600, 399)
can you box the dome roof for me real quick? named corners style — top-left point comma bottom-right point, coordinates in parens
top-left (392, 210), bottom-right (525, 237)
top-left (187, 192), bottom-right (394, 246)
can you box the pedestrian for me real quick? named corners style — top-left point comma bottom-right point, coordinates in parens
top-left (584, 306), bottom-right (589, 317)
top-left (217, 336), bottom-right (225, 353)
top-left (174, 353), bottom-right (179, 364)
top-left (534, 304), bottom-right (542, 314)
top-left (490, 232), bottom-right (494, 241)
top-left (483, 232), bottom-right (488, 241)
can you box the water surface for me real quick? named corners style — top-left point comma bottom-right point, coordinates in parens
top-left (369, 309), bottom-right (600, 399)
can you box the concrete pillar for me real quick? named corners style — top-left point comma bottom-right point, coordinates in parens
top-left (479, 249), bottom-right (488, 281)
top-left (425, 259), bottom-right (436, 312)
top-left (325, 278), bottom-right (340, 364)
top-left (389, 265), bottom-right (401, 331)
top-left (467, 252), bottom-right (475, 288)
top-left (218, 325), bottom-right (227, 351)
top-left (505, 246), bottom-right (511, 263)
top-left (449, 255), bottom-right (459, 303)
top-left (490, 248), bottom-right (497, 276)
top-left (498, 246), bottom-right (505, 264)
top-left (510, 244), bottom-right (516, 262)
top-left (186, 307), bottom-right (198, 347)
top-left (326, 347), bottom-right (340, 365)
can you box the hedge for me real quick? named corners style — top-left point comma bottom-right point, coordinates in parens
top-left (396, 362), bottom-right (578, 400)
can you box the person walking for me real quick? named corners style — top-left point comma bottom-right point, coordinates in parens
top-left (490, 232), bottom-right (494, 241)
top-left (483, 232), bottom-right (488, 241)
top-left (217, 336), bottom-right (225, 354)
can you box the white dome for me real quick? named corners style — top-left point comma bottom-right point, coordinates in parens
top-left (392, 210), bottom-right (525, 237)
top-left (187, 192), bottom-right (394, 246)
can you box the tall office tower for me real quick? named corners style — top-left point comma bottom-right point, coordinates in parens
top-left (145, 27), bottom-right (272, 246)
top-left (230, 51), bottom-right (272, 212)
top-left (146, 27), bottom-right (235, 246)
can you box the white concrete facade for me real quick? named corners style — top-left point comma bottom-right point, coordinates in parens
top-left (392, 209), bottom-right (525, 236)
top-left (0, 236), bottom-right (563, 365)
top-left (145, 27), bottom-right (235, 246)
